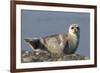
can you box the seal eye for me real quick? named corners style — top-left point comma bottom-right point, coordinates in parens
top-left (71, 27), bottom-right (74, 29)
top-left (76, 27), bottom-right (79, 30)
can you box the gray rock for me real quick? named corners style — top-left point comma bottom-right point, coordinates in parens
top-left (21, 50), bottom-right (89, 63)
top-left (21, 50), bottom-right (33, 62)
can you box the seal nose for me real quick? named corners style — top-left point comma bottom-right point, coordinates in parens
top-left (74, 29), bottom-right (77, 33)
top-left (74, 28), bottom-right (78, 33)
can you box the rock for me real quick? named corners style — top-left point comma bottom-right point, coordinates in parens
top-left (21, 50), bottom-right (89, 63)
top-left (21, 50), bottom-right (33, 62)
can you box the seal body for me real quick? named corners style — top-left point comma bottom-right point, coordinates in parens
top-left (24, 24), bottom-right (80, 55)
